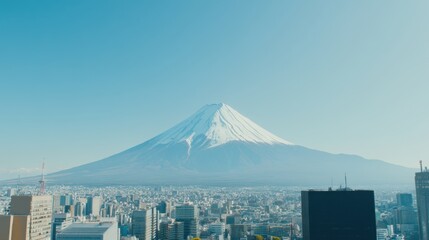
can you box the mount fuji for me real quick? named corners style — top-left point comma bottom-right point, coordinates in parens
top-left (42, 103), bottom-right (412, 185)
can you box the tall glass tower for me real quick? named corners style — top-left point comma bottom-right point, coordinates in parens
top-left (415, 168), bottom-right (429, 240)
top-left (301, 189), bottom-right (376, 240)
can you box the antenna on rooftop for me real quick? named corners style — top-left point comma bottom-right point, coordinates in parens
top-left (420, 160), bottom-right (423, 172)
top-left (17, 175), bottom-right (21, 195)
top-left (345, 173), bottom-right (348, 189)
top-left (39, 162), bottom-right (46, 195)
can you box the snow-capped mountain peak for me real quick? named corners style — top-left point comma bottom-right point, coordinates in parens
top-left (151, 103), bottom-right (293, 148)
top-left (29, 103), bottom-right (411, 186)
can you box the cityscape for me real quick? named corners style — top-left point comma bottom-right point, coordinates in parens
top-left (0, 175), bottom-right (426, 240)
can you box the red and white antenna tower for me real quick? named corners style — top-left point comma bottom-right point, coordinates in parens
top-left (39, 162), bottom-right (46, 195)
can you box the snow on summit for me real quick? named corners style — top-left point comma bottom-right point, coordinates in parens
top-left (151, 103), bottom-right (293, 148)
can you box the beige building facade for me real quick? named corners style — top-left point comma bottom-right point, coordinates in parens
top-left (7, 195), bottom-right (53, 240)
top-left (0, 215), bottom-right (30, 240)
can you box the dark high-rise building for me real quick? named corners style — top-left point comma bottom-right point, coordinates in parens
top-left (397, 193), bottom-right (413, 207)
top-left (74, 201), bottom-right (86, 217)
top-left (395, 207), bottom-right (418, 225)
top-left (132, 207), bottom-right (159, 240)
top-left (159, 220), bottom-right (184, 240)
top-left (86, 196), bottom-right (102, 217)
top-left (132, 210), bottom-right (152, 240)
top-left (60, 195), bottom-right (73, 206)
top-left (226, 214), bottom-right (241, 225)
top-left (415, 170), bottom-right (429, 240)
top-left (175, 204), bottom-right (199, 238)
top-left (157, 200), bottom-right (171, 215)
top-left (51, 213), bottom-right (73, 240)
top-left (301, 189), bottom-right (376, 240)
top-left (230, 224), bottom-right (249, 240)
top-left (395, 192), bottom-right (417, 238)
top-left (394, 206), bottom-right (418, 238)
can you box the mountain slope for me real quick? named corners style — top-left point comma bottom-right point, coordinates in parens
top-left (41, 103), bottom-right (415, 185)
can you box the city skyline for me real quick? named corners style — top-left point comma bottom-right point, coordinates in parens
top-left (0, 184), bottom-right (418, 240)
top-left (1, 1), bottom-right (428, 179)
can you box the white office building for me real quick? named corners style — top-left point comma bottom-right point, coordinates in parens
top-left (57, 222), bottom-right (119, 240)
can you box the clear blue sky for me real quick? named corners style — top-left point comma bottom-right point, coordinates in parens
top-left (0, 1), bottom-right (428, 179)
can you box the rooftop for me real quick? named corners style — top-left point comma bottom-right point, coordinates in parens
top-left (58, 222), bottom-right (114, 235)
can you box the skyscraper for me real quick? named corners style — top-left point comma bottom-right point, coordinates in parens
top-left (159, 220), bottom-right (185, 240)
top-left (175, 204), bottom-right (199, 238)
top-left (75, 200), bottom-right (86, 217)
top-left (0, 215), bottom-right (30, 240)
top-left (52, 213), bottom-right (73, 240)
top-left (132, 207), bottom-right (159, 240)
top-left (230, 224), bottom-right (249, 240)
top-left (209, 223), bottom-right (225, 236)
top-left (397, 193), bottom-right (413, 207)
top-left (86, 196), bottom-right (102, 217)
top-left (157, 201), bottom-right (171, 215)
top-left (415, 169), bottom-right (429, 240)
top-left (393, 192), bottom-right (418, 238)
top-left (226, 215), bottom-right (240, 225)
top-left (9, 195), bottom-right (53, 240)
top-left (301, 189), bottom-right (376, 240)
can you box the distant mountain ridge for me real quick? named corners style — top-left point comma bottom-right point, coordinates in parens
top-left (17, 103), bottom-right (415, 185)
